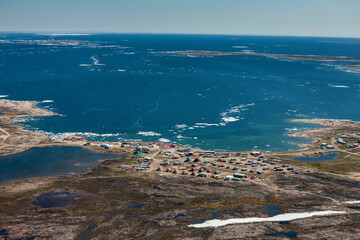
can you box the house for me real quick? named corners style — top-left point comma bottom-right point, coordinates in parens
top-left (337, 138), bottom-right (346, 144)
top-left (64, 136), bottom-right (85, 141)
top-left (157, 143), bottom-right (176, 148)
top-left (224, 175), bottom-right (233, 181)
top-left (233, 173), bottom-right (246, 178)
top-left (136, 146), bottom-right (149, 152)
top-left (251, 151), bottom-right (262, 156)
top-left (100, 144), bottom-right (114, 149)
top-left (199, 172), bottom-right (209, 177)
top-left (160, 160), bottom-right (170, 166)
top-left (177, 147), bottom-right (190, 152)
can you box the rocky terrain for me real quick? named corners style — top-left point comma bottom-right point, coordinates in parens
top-left (1, 158), bottom-right (360, 239)
top-left (1, 100), bottom-right (360, 239)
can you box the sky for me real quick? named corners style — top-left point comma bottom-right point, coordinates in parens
top-left (0, 0), bottom-right (359, 38)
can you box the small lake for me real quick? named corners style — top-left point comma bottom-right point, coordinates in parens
top-left (293, 152), bottom-right (339, 162)
top-left (0, 146), bottom-right (123, 184)
top-left (266, 231), bottom-right (297, 239)
top-left (264, 204), bottom-right (280, 216)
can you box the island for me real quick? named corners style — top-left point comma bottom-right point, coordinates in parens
top-left (168, 50), bottom-right (360, 62)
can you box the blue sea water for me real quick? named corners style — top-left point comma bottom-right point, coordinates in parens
top-left (1, 33), bottom-right (360, 152)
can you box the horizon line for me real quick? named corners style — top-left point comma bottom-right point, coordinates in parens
top-left (0, 31), bottom-right (359, 39)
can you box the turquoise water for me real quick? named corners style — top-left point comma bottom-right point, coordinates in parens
top-left (1, 33), bottom-right (360, 151)
top-left (0, 146), bottom-right (123, 184)
top-left (293, 152), bottom-right (339, 162)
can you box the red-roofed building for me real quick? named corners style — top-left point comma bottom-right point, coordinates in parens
top-left (64, 136), bottom-right (85, 141)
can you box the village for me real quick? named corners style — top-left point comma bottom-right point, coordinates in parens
top-left (60, 135), bottom-right (313, 183)
top-left (58, 118), bottom-right (360, 183)
top-left (2, 101), bottom-right (360, 239)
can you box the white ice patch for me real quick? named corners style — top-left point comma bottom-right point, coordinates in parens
top-left (285, 127), bottom-right (299, 132)
top-left (344, 200), bottom-right (360, 204)
top-left (90, 56), bottom-right (105, 66)
top-left (176, 135), bottom-right (192, 139)
top-left (328, 84), bottom-right (349, 88)
top-left (137, 131), bottom-right (161, 136)
top-left (175, 124), bottom-right (188, 129)
top-left (221, 117), bottom-right (239, 123)
top-left (117, 69), bottom-right (126, 72)
top-left (79, 64), bottom-right (92, 67)
top-left (0, 95), bottom-right (9, 98)
top-left (159, 138), bottom-right (170, 143)
top-left (40, 131), bottom-right (124, 140)
top-left (188, 210), bottom-right (346, 228)
top-left (220, 103), bottom-right (254, 125)
top-left (232, 46), bottom-right (248, 49)
top-left (41, 100), bottom-right (54, 103)
top-left (195, 123), bottom-right (220, 127)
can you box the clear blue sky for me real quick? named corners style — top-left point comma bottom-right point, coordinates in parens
top-left (0, 0), bottom-right (359, 37)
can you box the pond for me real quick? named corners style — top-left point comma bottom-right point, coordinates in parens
top-left (0, 146), bottom-right (123, 184)
top-left (293, 152), bottom-right (339, 162)
top-left (264, 204), bottom-right (280, 216)
top-left (31, 190), bottom-right (83, 208)
top-left (266, 231), bottom-right (297, 239)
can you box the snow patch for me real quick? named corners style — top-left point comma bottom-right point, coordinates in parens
top-left (188, 211), bottom-right (346, 228)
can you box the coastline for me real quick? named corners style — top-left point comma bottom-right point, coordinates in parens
top-left (169, 50), bottom-right (360, 63)
top-left (0, 98), bottom-right (360, 183)
top-left (2, 99), bottom-right (360, 176)
top-left (0, 99), bottom-right (62, 156)
top-left (1, 99), bottom-right (360, 239)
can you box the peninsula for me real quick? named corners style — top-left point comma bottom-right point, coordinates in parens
top-left (169, 50), bottom-right (360, 62)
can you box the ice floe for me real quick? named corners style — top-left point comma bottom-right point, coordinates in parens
top-left (175, 124), bottom-right (188, 129)
top-left (90, 56), bottom-right (105, 66)
top-left (221, 117), bottom-right (239, 123)
top-left (328, 84), bottom-right (349, 88)
top-left (137, 131), bottom-right (161, 136)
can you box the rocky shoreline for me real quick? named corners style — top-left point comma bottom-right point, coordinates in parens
top-left (1, 99), bottom-right (360, 239)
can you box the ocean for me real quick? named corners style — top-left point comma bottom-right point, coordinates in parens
top-left (1, 33), bottom-right (359, 152)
